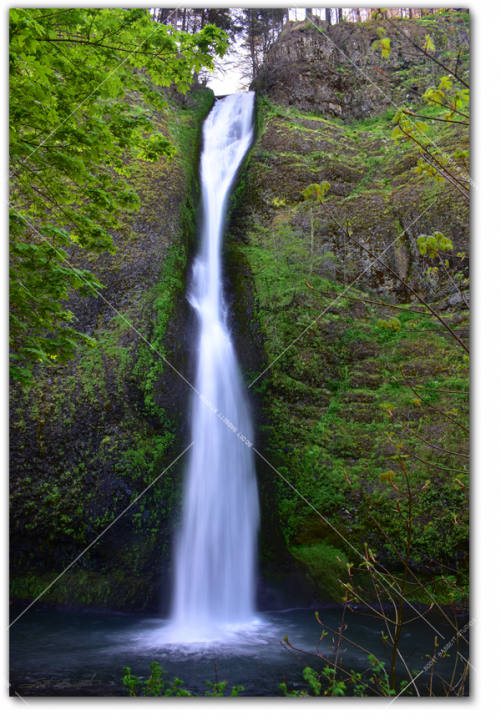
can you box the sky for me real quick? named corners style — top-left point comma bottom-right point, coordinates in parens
top-left (205, 8), bottom-right (308, 95)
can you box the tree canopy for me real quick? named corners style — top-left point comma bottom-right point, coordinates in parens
top-left (9, 8), bottom-right (227, 385)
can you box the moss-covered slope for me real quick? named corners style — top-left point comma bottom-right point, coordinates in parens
top-left (226, 56), bottom-right (469, 606)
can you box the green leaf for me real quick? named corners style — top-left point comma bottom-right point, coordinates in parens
top-left (439, 75), bottom-right (453, 90)
top-left (424, 34), bottom-right (436, 53)
top-left (9, 8), bottom-right (229, 384)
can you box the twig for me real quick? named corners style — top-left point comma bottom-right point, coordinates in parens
top-left (304, 281), bottom-right (432, 316)
top-left (419, 152), bottom-right (470, 200)
top-left (392, 381), bottom-right (469, 396)
top-left (437, 252), bottom-right (470, 309)
top-left (401, 370), bottom-right (469, 434)
top-left (403, 109), bottom-right (468, 126)
top-left (405, 85), bottom-right (470, 119)
top-left (409, 547), bottom-right (469, 579)
top-left (333, 590), bottom-right (348, 674)
top-left (388, 410), bottom-right (469, 458)
top-left (432, 254), bottom-right (467, 309)
top-left (387, 18), bottom-right (469, 88)
top-left (397, 123), bottom-right (470, 199)
top-left (403, 448), bottom-right (464, 474)
top-left (280, 634), bottom-right (384, 697)
top-left (429, 636), bottom-right (438, 695)
top-left (326, 211), bottom-right (470, 354)
top-left (351, 492), bottom-right (469, 642)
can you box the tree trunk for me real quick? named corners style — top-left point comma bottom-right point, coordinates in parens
top-left (249, 11), bottom-right (257, 80)
top-left (326, 8), bottom-right (332, 26)
top-left (305, 8), bottom-right (313, 19)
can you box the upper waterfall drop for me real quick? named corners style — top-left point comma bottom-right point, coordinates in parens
top-left (172, 92), bottom-right (259, 636)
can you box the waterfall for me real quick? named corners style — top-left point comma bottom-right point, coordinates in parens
top-left (172, 92), bottom-right (259, 635)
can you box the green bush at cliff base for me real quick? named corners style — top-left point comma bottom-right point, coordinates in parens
top-left (291, 544), bottom-right (349, 602)
top-left (123, 662), bottom-right (244, 697)
top-left (122, 656), bottom-right (405, 698)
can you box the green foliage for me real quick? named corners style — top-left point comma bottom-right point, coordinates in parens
top-left (372, 22), bottom-right (469, 193)
top-left (355, 464), bottom-right (469, 577)
top-left (204, 680), bottom-right (244, 697)
top-left (366, 655), bottom-right (395, 696)
top-left (130, 242), bottom-right (188, 425)
top-left (123, 662), bottom-right (194, 697)
top-left (377, 317), bottom-right (402, 331)
top-left (279, 654), bottom-right (403, 697)
top-left (417, 231), bottom-right (453, 259)
top-left (246, 219), bottom-right (336, 354)
top-left (122, 662), bottom-right (244, 697)
top-left (243, 204), bottom-right (468, 567)
top-left (291, 544), bottom-right (349, 602)
top-left (280, 666), bottom-right (347, 697)
top-left (10, 570), bottom-right (159, 611)
top-left (423, 34), bottom-right (436, 53)
top-left (9, 82), bottom-right (213, 605)
top-left (9, 8), bottom-right (227, 384)
top-left (301, 181), bottom-right (330, 202)
top-left (372, 28), bottom-right (391, 58)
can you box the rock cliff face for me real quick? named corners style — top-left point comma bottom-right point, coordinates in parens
top-left (10, 88), bottom-right (214, 612)
top-left (226, 16), bottom-right (469, 605)
top-left (10, 15), bottom-right (469, 612)
top-left (234, 109), bottom-right (468, 301)
top-left (254, 16), bottom-right (469, 121)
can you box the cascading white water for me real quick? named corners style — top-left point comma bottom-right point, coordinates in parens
top-left (172, 92), bottom-right (259, 636)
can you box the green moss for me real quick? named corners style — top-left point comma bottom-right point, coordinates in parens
top-left (230, 88), bottom-right (469, 602)
top-left (10, 570), bottom-right (157, 611)
top-left (291, 544), bottom-right (349, 602)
